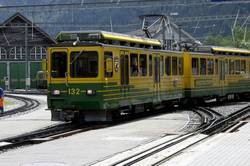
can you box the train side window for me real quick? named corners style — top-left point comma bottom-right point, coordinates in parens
top-left (249, 61), bottom-right (250, 74)
top-left (229, 60), bottom-right (234, 75)
top-left (139, 54), bottom-right (147, 76)
top-left (225, 59), bottom-right (229, 75)
top-left (192, 58), bottom-right (198, 75)
top-left (215, 59), bottom-right (218, 75)
top-left (200, 58), bottom-right (206, 75)
top-left (240, 60), bottom-right (246, 74)
top-left (235, 60), bottom-right (240, 75)
top-left (172, 57), bottom-right (177, 75)
top-left (160, 56), bottom-right (164, 76)
top-left (165, 56), bottom-right (171, 76)
top-left (104, 52), bottom-right (113, 78)
top-left (179, 57), bottom-right (183, 75)
top-left (149, 55), bottom-right (152, 76)
top-left (207, 59), bottom-right (214, 75)
top-left (130, 54), bottom-right (138, 76)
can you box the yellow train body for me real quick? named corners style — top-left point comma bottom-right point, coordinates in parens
top-left (47, 31), bottom-right (250, 121)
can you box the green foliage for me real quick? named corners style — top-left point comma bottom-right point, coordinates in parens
top-left (204, 26), bottom-right (250, 49)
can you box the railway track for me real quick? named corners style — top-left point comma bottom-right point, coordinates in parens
top-left (0, 122), bottom-right (107, 152)
top-left (91, 106), bottom-right (250, 166)
top-left (0, 94), bottom-right (40, 118)
top-left (0, 106), bottom-right (176, 153)
top-left (0, 102), bottom-right (176, 153)
top-left (0, 98), bottom-right (248, 161)
top-left (5, 90), bottom-right (47, 95)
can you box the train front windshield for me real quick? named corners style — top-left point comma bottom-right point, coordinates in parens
top-left (70, 51), bottom-right (98, 78)
top-left (50, 50), bottom-right (98, 79)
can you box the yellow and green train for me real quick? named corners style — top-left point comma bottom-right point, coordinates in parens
top-left (47, 31), bottom-right (250, 122)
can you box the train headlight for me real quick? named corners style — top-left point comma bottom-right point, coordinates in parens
top-left (86, 89), bottom-right (96, 96)
top-left (52, 90), bottom-right (60, 95)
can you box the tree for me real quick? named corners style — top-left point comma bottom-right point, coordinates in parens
top-left (204, 26), bottom-right (250, 49)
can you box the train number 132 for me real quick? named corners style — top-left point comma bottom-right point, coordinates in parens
top-left (68, 88), bottom-right (81, 95)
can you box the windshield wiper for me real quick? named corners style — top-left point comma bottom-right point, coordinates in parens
top-left (70, 50), bottom-right (84, 65)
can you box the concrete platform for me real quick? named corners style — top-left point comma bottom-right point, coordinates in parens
top-left (165, 120), bottom-right (250, 166)
top-left (0, 111), bottom-right (189, 166)
top-left (0, 95), bottom-right (61, 140)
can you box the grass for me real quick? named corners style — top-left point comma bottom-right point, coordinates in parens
top-left (2, 99), bottom-right (13, 106)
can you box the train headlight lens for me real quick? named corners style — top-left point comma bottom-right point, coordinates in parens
top-left (86, 90), bottom-right (96, 96)
top-left (52, 90), bottom-right (60, 95)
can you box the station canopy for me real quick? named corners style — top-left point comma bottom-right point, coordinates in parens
top-left (56, 30), bottom-right (161, 47)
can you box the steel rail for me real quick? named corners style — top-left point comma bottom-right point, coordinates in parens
top-left (91, 107), bottom-right (218, 166)
top-left (152, 106), bottom-right (250, 166)
top-left (93, 106), bottom-right (249, 166)
top-left (0, 94), bottom-right (40, 118)
top-left (0, 122), bottom-right (107, 152)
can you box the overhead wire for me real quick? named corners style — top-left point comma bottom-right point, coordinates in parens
top-left (0, 0), bottom-right (248, 37)
top-left (0, 0), bottom-right (250, 10)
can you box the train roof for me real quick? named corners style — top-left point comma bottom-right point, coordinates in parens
top-left (195, 46), bottom-right (250, 56)
top-left (211, 46), bottom-right (250, 55)
top-left (56, 30), bottom-right (162, 47)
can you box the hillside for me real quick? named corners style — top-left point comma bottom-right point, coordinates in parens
top-left (0, 0), bottom-right (249, 40)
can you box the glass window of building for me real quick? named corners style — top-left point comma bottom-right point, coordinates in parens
top-left (0, 47), bottom-right (7, 60)
top-left (10, 46), bottom-right (25, 60)
top-left (30, 46), bottom-right (47, 60)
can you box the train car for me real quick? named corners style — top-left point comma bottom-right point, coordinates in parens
top-left (47, 31), bottom-right (184, 122)
top-left (47, 30), bottom-right (250, 122)
top-left (183, 46), bottom-right (250, 102)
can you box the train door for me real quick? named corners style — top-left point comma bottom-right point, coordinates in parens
top-left (154, 55), bottom-right (161, 101)
top-left (219, 59), bottom-right (225, 95)
top-left (120, 51), bottom-right (129, 98)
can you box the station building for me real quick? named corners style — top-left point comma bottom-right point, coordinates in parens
top-left (0, 13), bottom-right (56, 90)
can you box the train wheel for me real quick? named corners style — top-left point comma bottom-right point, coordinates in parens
top-left (51, 109), bottom-right (61, 121)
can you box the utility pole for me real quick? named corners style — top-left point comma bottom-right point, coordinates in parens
top-left (178, 24), bottom-right (182, 50)
top-left (25, 23), bottom-right (30, 90)
top-left (162, 17), bottom-right (167, 50)
top-left (110, 16), bottom-right (113, 32)
top-left (232, 10), bottom-right (240, 45)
